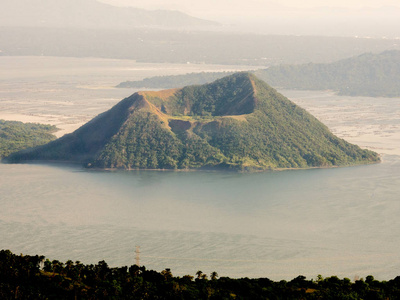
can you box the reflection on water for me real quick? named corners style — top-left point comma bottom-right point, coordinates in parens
top-left (1, 155), bottom-right (399, 280)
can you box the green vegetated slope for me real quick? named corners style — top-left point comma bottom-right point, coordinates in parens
top-left (0, 120), bottom-right (57, 159)
top-left (118, 50), bottom-right (400, 97)
top-left (5, 73), bottom-right (379, 170)
top-left (254, 50), bottom-right (400, 97)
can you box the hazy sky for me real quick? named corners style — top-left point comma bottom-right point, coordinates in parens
top-left (100, 0), bottom-right (400, 9)
top-left (99, 0), bottom-right (400, 16)
top-left (99, 0), bottom-right (400, 37)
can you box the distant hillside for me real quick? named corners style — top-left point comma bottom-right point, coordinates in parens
top-left (0, 0), bottom-right (217, 30)
top-left (0, 120), bottom-right (57, 159)
top-left (117, 72), bottom-right (235, 89)
top-left (2, 28), bottom-right (400, 66)
top-left (5, 73), bottom-right (379, 171)
top-left (254, 50), bottom-right (400, 97)
top-left (118, 51), bottom-right (400, 97)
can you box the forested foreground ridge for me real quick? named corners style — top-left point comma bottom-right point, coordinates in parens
top-left (4, 73), bottom-right (379, 170)
top-left (119, 50), bottom-right (400, 97)
top-left (0, 120), bottom-right (57, 159)
top-left (2, 250), bottom-right (400, 300)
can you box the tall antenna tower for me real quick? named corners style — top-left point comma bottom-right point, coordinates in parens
top-left (135, 246), bottom-right (140, 266)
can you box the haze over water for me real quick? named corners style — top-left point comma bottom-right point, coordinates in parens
top-left (0, 57), bottom-right (399, 280)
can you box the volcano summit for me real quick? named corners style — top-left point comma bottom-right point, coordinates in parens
top-left (5, 73), bottom-right (379, 171)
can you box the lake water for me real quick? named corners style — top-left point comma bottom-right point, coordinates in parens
top-left (0, 57), bottom-right (400, 280)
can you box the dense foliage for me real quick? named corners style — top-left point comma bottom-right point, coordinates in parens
top-left (92, 112), bottom-right (225, 169)
top-left (193, 77), bottom-right (378, 170)
top-left (5, 73), bottom-right (379, 170)
top-left (119, 50), bottom-right (400, 97)
top-left (2, 249), bottom-right (400, 299)
top-left (0, 120), bottom-right (57, 159)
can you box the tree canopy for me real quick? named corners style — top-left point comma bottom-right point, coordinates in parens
top-left (1, 249), bottom-right (400, 299)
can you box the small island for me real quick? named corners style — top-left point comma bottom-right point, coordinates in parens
top-left (4, 73), bottom-right (379, 170)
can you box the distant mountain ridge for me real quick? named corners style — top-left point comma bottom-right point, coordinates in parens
top-left (2, 27), bottom-right (400, 66)
top-left (117, 72), bottom-right (236, 89)
top-left (0, 0), bottom-right (217, 29)
top-left (118, 51), bottom-right (400, 97)
top-left (255, 50), bottom-right (400, 97)
top-left (5, 73), bottom-right (379, 171)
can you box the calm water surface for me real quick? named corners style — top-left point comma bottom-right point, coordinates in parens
top-left (1, 156), bottom-right (399, 280)
top-left (1, 56), bottom-right (400, 280)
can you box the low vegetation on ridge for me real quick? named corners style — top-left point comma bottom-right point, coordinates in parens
top-left (0, 120), bottom-right (57, 159)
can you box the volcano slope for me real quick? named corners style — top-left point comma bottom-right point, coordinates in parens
top-left (5, 73), bottom-right (379, 171)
